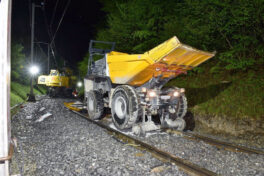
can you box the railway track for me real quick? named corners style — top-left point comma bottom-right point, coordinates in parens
top-left (164, 129), bottom-right (264, 155)
top-left (65, 101), bottom-right (264, 156)
top-left (70, 110), bottom-right (218, 176)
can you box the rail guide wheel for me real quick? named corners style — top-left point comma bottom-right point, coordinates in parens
top-left (87, 90), bottom-right (104, 119)
top-left (164, 87), bottom-right (187, 131)
top-left (168, 94), bottom-right (187, 119)
top-left (111, 85), bottom-right (142, 130)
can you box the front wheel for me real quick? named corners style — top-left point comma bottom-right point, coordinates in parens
top-left (87, 91), bottom-right (104, 120)
top-left (111, 85), bottom-right (142, 130)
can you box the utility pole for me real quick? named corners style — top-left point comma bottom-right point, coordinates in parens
top-left (28, 3), bottom-right (41, 101)
top-left (28, 2), bottom-right (36, 101)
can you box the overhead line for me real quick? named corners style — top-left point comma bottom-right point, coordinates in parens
top-left (42, 3), bottom-right (59, 67)
top-left (42, 7), bottom-right (57, 58)
top-left (50, 0), bottom-right (71, 46)
top-left (50, 0), bottom-right (59, 28)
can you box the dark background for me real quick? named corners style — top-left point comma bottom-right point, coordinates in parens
top-left (12, 0), bottom-right (104, 66)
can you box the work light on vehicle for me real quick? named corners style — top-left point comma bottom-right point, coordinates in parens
top-left (180, 88), bottom-right (185, 93)
top-left (148, 91), bottom-right (157, 97)
top-left (141, 87), bottom-right (147, 93)
top-left (173, 91), bottom-right (180, 97)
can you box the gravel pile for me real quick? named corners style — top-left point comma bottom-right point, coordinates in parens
top-left (136, 131), bottom-right (264, 176)
top-left (10, 97), bottom-right (186, 176)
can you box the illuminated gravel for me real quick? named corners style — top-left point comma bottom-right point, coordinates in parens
top-left (136, 131), bottom-right (264, 176)
top-left (10, 97), bottom-right (186, 176)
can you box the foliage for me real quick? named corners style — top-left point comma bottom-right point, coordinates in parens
top-left (94, 0), bottom-right (264, 70)
top-left (11, 43), bottom-right (29, 84)
top-left (78, 53), bottom-right (89, 78)
top-left (10, 92), bottom-right (24, 107)
top-left (10, 81), bottom-right (45, 107)
top-left (167, 69), bottom-right (264, 119)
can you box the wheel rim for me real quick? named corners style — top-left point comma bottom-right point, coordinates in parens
top-left (114, 96), bottom-right (127, 119)
top-left (88, 96), bottom-right (95, 112)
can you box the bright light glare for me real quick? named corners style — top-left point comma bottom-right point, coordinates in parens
top-left (141, 87), bottom-right (147, 93)
top-left (173, 91), bottom-right (180, 97)
top-left (77, 81), bottom-right (82, 87)
top-left (180, 88), bottom-right (185, 93)
top-left (30, 65), bottom-right (39, 75)
top-left (148, 91), bottom-right (156, 97)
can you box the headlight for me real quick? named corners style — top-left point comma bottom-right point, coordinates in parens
top-left (180, 88), bottom-right (185, 93)
top-left (148, 90), bottom-right (157, 97)
top-left (141, 87), bottom-right (147, 93)
top-left (173, 91), bottom-right (180, 97)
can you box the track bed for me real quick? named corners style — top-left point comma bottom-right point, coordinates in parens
top-left (10, 98), bottom-right (264, 176)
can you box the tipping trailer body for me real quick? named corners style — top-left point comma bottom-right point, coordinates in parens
top-left (106, 36), bottom-right (214, 86)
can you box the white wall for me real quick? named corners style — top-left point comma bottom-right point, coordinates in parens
top-left (0, 0), bottom-right (12, 175)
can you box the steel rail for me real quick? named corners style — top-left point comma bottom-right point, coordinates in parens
top-left (165, 129), bottom-right (264, 155)
top-left (70, 110), bottom-right (218, 176)
top-left (186, 132), bottom-right (264, 155)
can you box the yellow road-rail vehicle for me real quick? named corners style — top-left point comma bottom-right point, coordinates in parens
top-left (38, 68), bottom-right (77, 97)
top-left (84, 37), bottom-right (215, 131)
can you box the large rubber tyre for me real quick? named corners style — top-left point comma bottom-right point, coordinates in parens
top-left (111, 85), bottom-right (142, 130)
top-left (87, 91), bottom-right (104, 120)
top-left (48, 87), bottom-right (57, 97)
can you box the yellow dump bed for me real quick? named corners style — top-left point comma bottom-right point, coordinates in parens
top-left (106, 36), bottom-right (215, 86)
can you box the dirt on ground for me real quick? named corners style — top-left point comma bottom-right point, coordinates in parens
top-left (191, 113), bottom-right (264, 149)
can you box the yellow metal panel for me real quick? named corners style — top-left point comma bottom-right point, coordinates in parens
top-left (107, 54), bottom-right (151, 84)
top-left (64, 102), bottom-right (81, 112)
top-left (107, 36), bottom-right (215, 86)
top-left (46, 76), bottom-right (69, 87)
top-left (37, 75), bottom-right (48, 85)
top-left (145, 36), bottom-right (181, 62)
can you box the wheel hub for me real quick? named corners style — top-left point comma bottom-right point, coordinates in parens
top-left (88, 96), bottom-right (94, 112)
top-left (114, 96), bottom-right (126, 119)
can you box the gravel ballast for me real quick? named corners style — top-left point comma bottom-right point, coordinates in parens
top-left (136, 131), bottom-right (264, 176)
top-left (10, 97), bottom-right (186, 176)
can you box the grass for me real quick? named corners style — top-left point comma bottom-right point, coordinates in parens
top-left (10, 81), bottom-right (47, 107)
top-left (10, 92), bottom-right (24, 107)
top-left (166, 68), bottom-right (264, 120)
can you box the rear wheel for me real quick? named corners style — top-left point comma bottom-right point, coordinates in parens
top-left (87, 91), bottom-right (104, 119)
top-left (111, 85), bottom-right (142, 130)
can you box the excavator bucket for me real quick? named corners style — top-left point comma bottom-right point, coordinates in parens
top-left (106, 36), bottom-right (215, 86)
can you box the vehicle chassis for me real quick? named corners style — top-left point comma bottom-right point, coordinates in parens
top-left (84, 40), bottom-right (187, 133)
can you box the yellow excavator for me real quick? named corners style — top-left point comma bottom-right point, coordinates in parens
top-left (38, 68), bottom-right (77, 97)
top-left (84, 36), bottom-right (215, 132)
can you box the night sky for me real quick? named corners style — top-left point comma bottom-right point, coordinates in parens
top-left (12, 0), bottom-right (104, 67)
